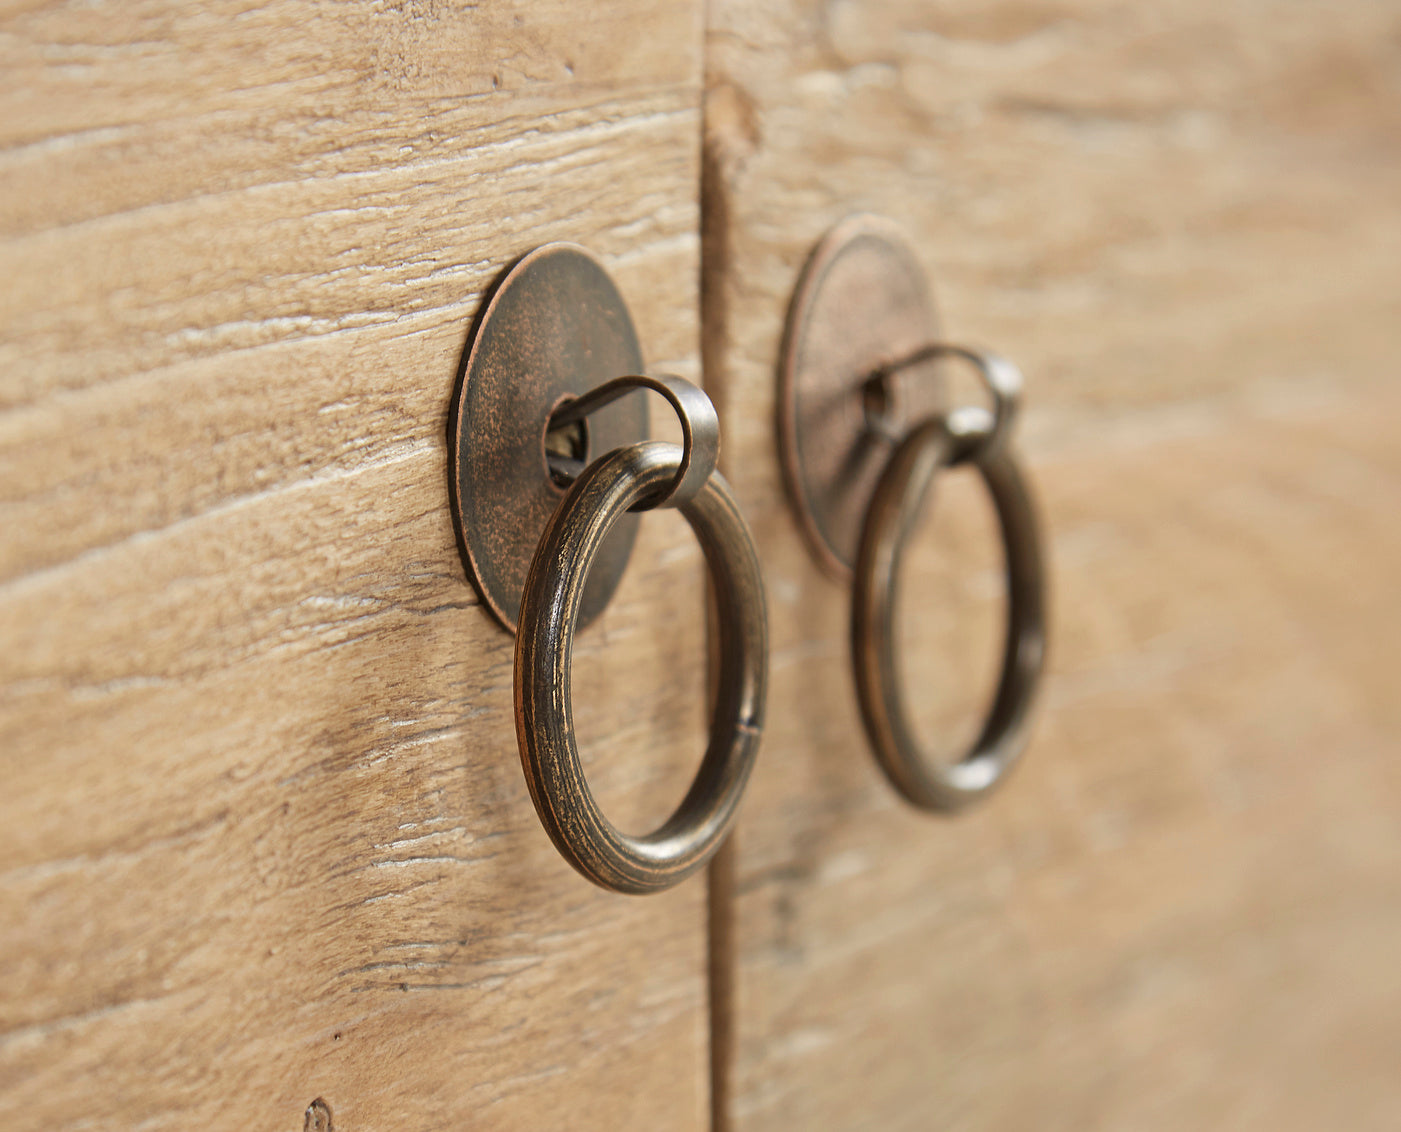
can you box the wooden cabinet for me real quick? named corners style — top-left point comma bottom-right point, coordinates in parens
top-left (4, 2), bottom-right (1399, 1129)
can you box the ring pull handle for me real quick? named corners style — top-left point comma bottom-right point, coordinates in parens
top-left (452, 244), bottom-right (767, 894)
top-left (778, 217), bottom-right (1048, 813)
top-left (517, 441), bottom-right (767, 893)
top-left (853, 348), bottom-right (1046, 811)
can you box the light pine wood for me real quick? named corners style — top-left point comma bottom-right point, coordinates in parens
top-left (0, 3), bottom-right (715, 1129)
top-left (702, 1), bottom-right (1401, 1128)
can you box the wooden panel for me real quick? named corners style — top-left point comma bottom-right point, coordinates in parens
top-left (0, 3), bottom-right (713, 1129)
top-left (702, 1), bottom-right (1401, 1128)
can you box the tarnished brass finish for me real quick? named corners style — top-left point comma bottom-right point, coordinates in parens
top-left (783, 218), bottom-right (1048, 812)
top-left (452, 243), bottom-right (765, 892)
top-left (548, 373), bottom-right (720, 511)
top-left (778, 215), bottom-right (948, 579)
top-left (516, 442), bottom-right (768, 894)
top-left (450, 243), bottom-right (648, 634)
top-left (853, 407), bottom-right (1046, 811)
top-left (867, 343), bottom-right (1024, 460)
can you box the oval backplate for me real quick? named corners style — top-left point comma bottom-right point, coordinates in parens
top-left (778, 216), bottom-right (947, 580)
top-left (450, 244), bottom-right (647, 634)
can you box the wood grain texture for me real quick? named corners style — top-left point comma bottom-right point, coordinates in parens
top-left (702, 0), bottom-right (1401, 1128)
top-left (0, 3), bottom-right (714, 1129)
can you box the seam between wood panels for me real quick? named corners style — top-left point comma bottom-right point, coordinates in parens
top-left (706, 834), bottom-right (736, 1132)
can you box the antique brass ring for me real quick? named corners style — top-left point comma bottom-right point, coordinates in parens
top-left (516, 440), bottom-right (768, 894)
top-left (852, 349), bottom-right (1046, 811)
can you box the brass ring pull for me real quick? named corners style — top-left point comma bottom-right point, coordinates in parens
top-left (516, 441), bottom-right (768, 893)
top-left (453, 244), bottom-right (767, 892)
top-left (852, 347), bottom-right (1047, 811)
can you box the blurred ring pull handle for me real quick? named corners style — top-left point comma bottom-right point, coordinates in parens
top-left (778, 216), bottom-right (1048, 812)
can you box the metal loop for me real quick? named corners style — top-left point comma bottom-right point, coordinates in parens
top-left (852, 416), bottom-right (1046, 811)
top-left (869, 344), bottom-right (1024, 462)
top-left (515, 440), bottom-right (768, 893)
top-left (548, 374), bottom-right (720, 511)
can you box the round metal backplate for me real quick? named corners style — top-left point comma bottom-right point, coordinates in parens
top-left (450, 244), bottom-right (647, 634)
top-left (779, 216), bottom-right (947, 580)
